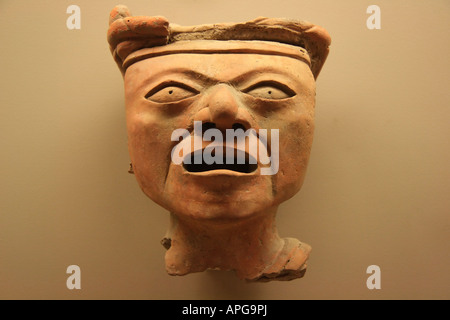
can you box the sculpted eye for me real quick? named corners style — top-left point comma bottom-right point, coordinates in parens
top-left (243, 81), bottom-right (296, 100)
top-left (146, 82), bottom-right (199, 103)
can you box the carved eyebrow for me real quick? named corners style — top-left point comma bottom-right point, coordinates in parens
top-left (229, 68), bottom-right (297, 88)
top-left (177, 69), bottom-right (217, 84)
top-left (136, 67), bottom-right (296, 92)
top-left (149, 69), bottom-right (217, 86)
top-left (135, 68), bottom-right (215, 93)
top-left (149, 67), bottom-right (294, 85)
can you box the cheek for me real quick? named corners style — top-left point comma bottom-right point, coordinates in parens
top-left (125, 107), bottom-right (174, 201)
top-left (283, 114), bottom-right (314, 163)
top-left (127, 113), bottom-right (164, 157)
top-left (272, 110), bottom-right (315, 202)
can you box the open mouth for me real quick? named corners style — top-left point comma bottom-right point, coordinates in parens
top-left (182, 148), bottom-right (258, 174)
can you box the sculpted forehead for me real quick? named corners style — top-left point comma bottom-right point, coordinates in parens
top-left (124, 53), bottom-right (314, 91)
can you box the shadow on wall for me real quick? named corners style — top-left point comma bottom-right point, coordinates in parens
top-left (204, 270), bottom-right (264, 299)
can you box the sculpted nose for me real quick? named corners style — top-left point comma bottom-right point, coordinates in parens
top-left (204, 84), bottom-right (240, 131)
top-left (193, 83), bottom-right (254, 132)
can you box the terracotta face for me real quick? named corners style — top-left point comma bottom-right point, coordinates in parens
top-left (124, 51), bottom-right (316, 220)
top-left (108, 6), bottom-right (331, 281)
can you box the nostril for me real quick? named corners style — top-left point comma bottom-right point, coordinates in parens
top-left (202, 122), bottom-right (216, 133)
top-left (232, 123), bottom-right (246, 131)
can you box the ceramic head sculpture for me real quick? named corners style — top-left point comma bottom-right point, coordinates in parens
top-left (107, 5), bottom-right (331, 282)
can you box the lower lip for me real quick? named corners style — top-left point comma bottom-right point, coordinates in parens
top-left (182, 168), bottom-right (259, 177)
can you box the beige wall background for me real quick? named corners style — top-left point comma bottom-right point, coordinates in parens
top-left (0, 0), bottom-right (449, 300)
